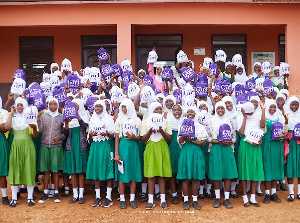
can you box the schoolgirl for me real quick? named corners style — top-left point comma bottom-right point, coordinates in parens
top-left (271, 66), bottom-right (284, 90)
top-left (207, 101), bottom-right (237, 208)
top-left (222, 62), bottom-right (234, 83)
top-left (233, 64), bottom-right (248, 86)
top-left (114, 99), bottom-right (142, 209)
top-left (0, 97), bottom-right (9, 205)
top-left (285, 96), bottom-right (300, 202)
top-left (86, 100), bottom-right (115, 208)
top-left (140, 102), bottom-right (172, 209)
top-left (249, 62), bottom-right (262, 79)
top-left (177, 106), bottom-right (207, 210)
top-left (5, 97), bottom-right (39, 207)
top-left (237, 101), bottom-right (265, 207)
top-left (261, 99), bottom-right (287, 204)
top-left (222, 96), bottom-right (239, 198)
top-left (38, 98), bottom-right (64, 203)
top-left (63, 98), bottom-right (89, 204)
top-left (167, 104), bottom-right (184, 204)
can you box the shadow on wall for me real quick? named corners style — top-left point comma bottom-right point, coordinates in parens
top-left (0, 83), bottom-right (14, 108)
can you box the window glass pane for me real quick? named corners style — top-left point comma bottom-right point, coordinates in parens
top-left (212, 35), bottom-right (246, 45)
top-left (278, 34), bottom-right (285, 63)
top-left (19, 36), bottom-right (54, 84)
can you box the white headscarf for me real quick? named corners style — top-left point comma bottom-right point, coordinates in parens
top-left (265, 99), bottom-right (279, 121)
top-left (50, 63), bottom-right (59, 74)
top-left (210, 101), bottom-right (232, 137)
top-left (225, 61), bottom-right (232, 69)
top-left (155, 66), bottom-right (164, 84)
top-left (251, 62), bottom-right (261, 79)
top-left (222, 96), bottom-right (237, 130)
top-left (163, 95), bottom-right (176, 118)
top-left (12, 97), bottom-right (29, 130)
top-left (235, 64), bottom-right (248, 85)
top-left (279, 89), bottom-right (289, 99)
top-left (138, 69), bottom-right (146, 75)
top-left (237, 102), bottom-right (261, 136)
top-left (47, 98), bottom-right (60, 117)
top-left (117, 98), bottom-right (141, 127)
top-left (72, 98), bottom-right (90, 124)
top-left (271, 66), bottom-right (284, 86)
top-left (167, 104), bottom-right (184, 131)
top-left (156, 93), bottom-right (165, 104)
top-left (250, 96), bottom-right (262, 116)
top-left (287, 96), bottom-right (300, 130)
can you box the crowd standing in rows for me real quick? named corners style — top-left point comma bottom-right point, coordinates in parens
top-left (0, 46), bottom-right (298, 211)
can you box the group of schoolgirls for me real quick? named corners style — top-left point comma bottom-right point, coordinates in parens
top-left (0, 47), bottom-right (298, 212)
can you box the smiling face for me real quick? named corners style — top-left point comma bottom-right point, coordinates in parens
top-left (187, 109), bottom-right (196, 119)
top-left (121, 105), bottom-right (127, 115)
top-left (225, 101), bottom-right (233, 111)
top-left (274, 69), bottom-right (279, 76)
top-left (172, 105), bottom-right (182, 119)
top-left (156, 67), bottom-right (162, 75)
top-left (268, 104), bottom-right (276, 115)
top-left (216, 106), bottom-right (225, 117)
top-left (237, 67), bottom-right (243, 75)
top-left (153, 106), bottom-right (163, 114)
top-left (165, 99), bottom-right (174, 110)
top-left (16, 103), bottom-right (24, 114)
top-left (49, 100), bottom-right (58, 112)
top-left (226, 64), bottom-right (232, 73)
top-left (290, 101), bottom-right (299, 112)
top-left (138, 71), bottom-right (145, 79)
top-left (94, 104), bottom-right (103, 115)
top-left (199, 104), bottom-right (208, 112)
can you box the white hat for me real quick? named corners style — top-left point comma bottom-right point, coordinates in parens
top-left (177, 50), bottom-right (188, 63)
top-left (243, 102), bottom-right (254, 114)
top-left (215, 49), bottom-right (227, 63)
top-left (232, 54), bottom-right (242, 66)
top-left (147, 50), bottom-right (158, 64)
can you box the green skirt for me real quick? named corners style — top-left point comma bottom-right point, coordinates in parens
top-left (234, 131), bottom-right (241, 166)
top-left (238, 136), bottom-right (264, 181)
top-left (8, 128), bottom-right (36, 186)
top-left (144, 139), bottom-right (172, 178)
top-left (86, 140), bottom-right (114, 181)
top-left (0, 132), bottom-right (9, 176)
top-left (115, 138), bottom-right (142, 183)
top-left (169, 131), bottom-right (181, 175)
top-left (177, 141), bottom-right (205, 180)
top-left (286, 136), bottom-right (300, 178)
top-left (208, 143), bottom-right (238, 180)
top-left (39, 146), bottom-right (64, 173)
top-left (138, 141), bottom-right (146, 174)
top-left (261, 135), bottom-right (284, 181)
top-left (63, 127), bottom-right (88, 174)
top-left (201, 142), bottom-right (209, 175)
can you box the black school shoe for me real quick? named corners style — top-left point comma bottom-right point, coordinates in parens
top-left (213, 198), bottom-right (221, 208)
top-left (68, 197), bottom-right (78, 204)
top-left (2, 197), bottom-right (9, 205)
top-left (130, 201), bottom-right (138, 209)
top-left (160, 202), bottom-right (169, 209)
top-left (78, 197), bottom-right (85, 204)
top-left (120, 201), bottom-right (126, 209)
top-left (145, 202), bottom-right (155, 210)
top-left (172, 196), bottom-right (179, 204)
top-left (140, 192), bottom-right (148, 202)
top-left (101, 198), bottom-right (113, 208)
top-left (28, 199), bottom-right (35, 207)
top-left (249, 201), bottom-right (260, 207)
top-left (223, 199), bottom-right (233, 209)
top-left (192, 201), bottom-right (201, 210)
top-left (92, 198), bottom-right (101, 207)
top-left (280, 183), bottom-right (288, 191)
top-left (287, 194), bottom-right (294, 202)
top-left (270, 194), bottom-right (281, 203)
top-left (38, 193), bottom-right (49, 204)
top-left (230, 191), bottom-right (239, 199)
top-left (276, 183), bottom-right (281, 191)
top-left (9, 200), bottom-right (17, 208)
top-left (198, 194), bottom-right (205, 201)
top-left (183, 201), bottom-right (190, 210)
top-left (263, 194), bottom-right (270, 204)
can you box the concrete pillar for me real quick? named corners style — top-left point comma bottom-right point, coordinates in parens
top-left (117, 22), bottom-right (132, 65)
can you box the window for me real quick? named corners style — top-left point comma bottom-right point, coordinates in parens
top-left (278, 34), bottom-right (285, 64)
top-left (19, 36), bottom-right (54, 84)
top-left (211, 34), bottom-right (247, 71)
top-left (81, 35), bottom-right (117, 68)
top-left (136, 34), bottom-right (183, 71)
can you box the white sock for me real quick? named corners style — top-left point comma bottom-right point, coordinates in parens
top-left (22, 185), bottom-right (27, 189)
top-left (11, 186), bottom-right (18, 200)
top-left (120, 194), bottom-right (125, 202)
top-left (172, 192), bottom-right (177, 197)
top-left (271, 188), bottom-right (276, 195)
top-left (79, 188), bottom-right (84, 198)
top-left (281, 179), bottom-right (286, 184)
top-left (148, 194), bottom-right (154, 204)
top-left (155, 184), bottom-right (160, 194)
top-left (192, 195), bottom-right (197, 202)
top-left (17, 186), bottom-right (20, 192)
top-left (130, 194), bottom-right (135, 202)
top-left (106, 187), bottom-right (112, 200)
top-left (27, 186), bottom-right (34, 200)
top-left (257, 181), bottom-right (262, 193)
top-left (199, 185), bottom-right (204, 195)
top-left (73, 188), bottom-right (78, 198)
top-left (44, 189), bottom-right (48, 194)
top-left (225, 192), bottom-right (230, 200)
top-left (242, 195), bottom-right (248, 204)
top-left (206, 184), bottom-right (212, 194)
top-left (1, 188), bottom-right (7, 197)
top-left (246, 181), bottom-right (250, 192)
top-left (160, 194), bottom-right (166, 203)
top-left (250, 194), bottom-right (256, 203)
top-left (184, 196), bottom-right (188, 202)
top-left (54, 190), bottom-right (58, 194)
top-left (265, 189), bottom-right (270, 195)
top-left (95, 189), bottom-right (100, 199)
top-left (181, 190), bottom-right (184, 197)
top-left (231, 182), bottom-right (237, 193)
top-left (215, 189), bottom-right (220, 199)
top-left (141, 183), bottom-right (147, 193)
top-left (298, 184), bottom-right (300, 195)
top-left (288, 184), bottom-right (294, 196)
